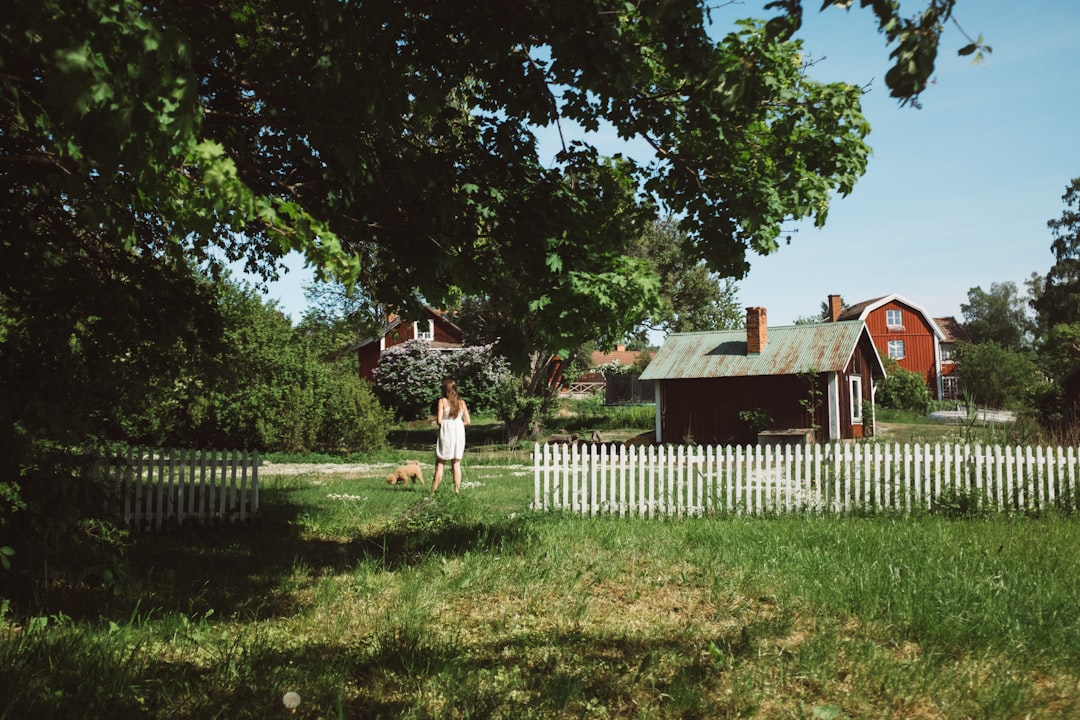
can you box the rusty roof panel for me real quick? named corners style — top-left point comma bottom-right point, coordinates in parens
top-left (639, 322), bottom-right (868, 381)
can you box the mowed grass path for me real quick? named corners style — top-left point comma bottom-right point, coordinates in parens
top-left (2, 456), bottom-right (1078, 719)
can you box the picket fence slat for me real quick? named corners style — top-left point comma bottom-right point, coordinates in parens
top-left (105, 449), bottom-right (260, 530)
top-left (532, 442), bottom-right (1080, 518)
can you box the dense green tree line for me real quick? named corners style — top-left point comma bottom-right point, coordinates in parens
top-left (938, 177), bottom-right (1080, 438)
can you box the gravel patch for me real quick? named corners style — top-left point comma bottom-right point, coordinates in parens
top-left (258, 462), bottom-right (389, 476)
top-left (258, 461), bottom-right (532, 477)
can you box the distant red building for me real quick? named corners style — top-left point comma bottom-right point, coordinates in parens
top-left (353, 306), bottom-right (465, 381)
top-left (579, 345), bottom-right (655, 403)
top-left (832, 294), bottom-right (967, 400)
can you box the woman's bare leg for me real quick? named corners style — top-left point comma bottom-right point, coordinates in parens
top-left (451, 459), bottom-right (462, 493)
top-left (431, 460), bottom-right (446, 493)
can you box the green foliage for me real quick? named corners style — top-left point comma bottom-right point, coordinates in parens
top-left (373, 340), bottom-right (511, 421)
top-left (0, 450), bottom-right (130, 608)
top-left (373, 340), bottom-right (448, 421)
top-left (1036, 322), bottom-right (1080, 383)
top-left (109, 276), bottom-right (392, 454)
top-left (1033, 178), bottom-right (1080, 331)
top-left (798, 369), bottom-right (824, 435)
top-left (956, 342), bottom-right (1039, 410)
top-left (492, 375), bottom-right (546, 443)
top-left (550, 397), bottom-right (655, 434)
top-left (0, 1), bottom-right (969, 459)
top-left (739, 408), bottom-right (773, 434)
top-left (312, 366), bottom-right (391, 454)
top-left (861, 400), bottom-right (875, 436)
top-left (876, 361), bottom-right (932, 412)
top-left (629, 218), bottom-right (744, 339)
top-left (932, 486), bottom-right (987, 520)
top-left (446, 344), bottom-right (513, 418)
top-left (961, 281), bottom-right (1035, 350)
top-left (1, 0), bottom-right (967, 507)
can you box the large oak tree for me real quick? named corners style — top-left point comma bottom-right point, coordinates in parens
top-left (2, 0), bottom-right (974, 449)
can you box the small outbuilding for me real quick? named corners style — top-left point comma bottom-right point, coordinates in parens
top-left (639, 307), bottom-right (885, 445)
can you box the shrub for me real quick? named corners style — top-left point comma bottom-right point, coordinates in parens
top-left (446, 344), bottom-right (511, 415)
top-left (492, 374), bottom-right (544, 441)
top-left (1, 449), bottom-right (130, 611)
top-left (739, 408), bottom-right (773, 434)
top-left (876, 365), bottom-right (931, 412)
top-left (373, 341), bottom-right (511, 420)
top-left (373, 340), bottom-right (448, 420)
top-left (955, 342), bottom-right (1039, 410)
top-left (314, 365), bottom-right (392, 453)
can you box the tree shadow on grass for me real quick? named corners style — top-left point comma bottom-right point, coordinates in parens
top-left (3, 617), bottom-right (739, 719)
top-left (88, 488), bottom-right (535, 623)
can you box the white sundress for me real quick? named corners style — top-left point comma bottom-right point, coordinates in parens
top-left (436, 403), bottom-right (466, 460)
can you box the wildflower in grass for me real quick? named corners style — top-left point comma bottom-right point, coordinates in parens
top-left (327, 493), bottom-right (366, 501)
top-left (282, 691), bottom-right (301, 712)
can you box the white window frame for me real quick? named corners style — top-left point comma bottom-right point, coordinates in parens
top-left (887, 339), bottom-right (905, 360)
top-left (885, 309), bottom-right (903, 330)
top-left (849, 375), bottom-right (863, 424)
top-left (415, 319), bottom-right (435, 342)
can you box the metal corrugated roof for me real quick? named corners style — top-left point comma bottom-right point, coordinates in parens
top-left (639, 321), bottom-right (868, 380)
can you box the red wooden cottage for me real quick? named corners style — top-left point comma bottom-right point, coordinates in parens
top-left (830, 293), bottom-right (965, 400)
top-left (639, 307), bottom-right (885, 445)
top-left (354, 306), bottom-right (465, 381)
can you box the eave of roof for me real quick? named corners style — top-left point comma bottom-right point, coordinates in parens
top-left (837, 293), bottom-right (945, 340)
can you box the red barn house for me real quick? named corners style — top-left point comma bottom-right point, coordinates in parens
top-left (640, 307), bottom-right (885, 445)
top-left (831, 294), bottom-right (964, 400)
top-left (354, 306), bottom-right (465, 381)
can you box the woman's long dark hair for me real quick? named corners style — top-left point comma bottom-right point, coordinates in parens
top-left (443, 378), bottom-right (461, 417)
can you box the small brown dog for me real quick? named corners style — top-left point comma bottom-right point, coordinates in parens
top-left (387, 460), bottom-right (424, 486)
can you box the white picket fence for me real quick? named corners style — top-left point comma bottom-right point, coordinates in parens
top-left (532, 442), bottom-right (1080, 517)
top-left (103, 449), bottom-right (260, 530)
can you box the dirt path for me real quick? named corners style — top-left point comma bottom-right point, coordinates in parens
top-left (257, 461), bottom-right (387, 477)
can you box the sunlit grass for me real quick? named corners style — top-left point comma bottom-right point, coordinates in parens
top-left (2, 460), bottom-right (1078, 719)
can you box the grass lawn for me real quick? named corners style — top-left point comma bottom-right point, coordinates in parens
top-left (2, 413), bottom-right (1077, 718)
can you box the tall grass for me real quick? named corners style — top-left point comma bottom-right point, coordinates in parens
top-left (2, 459), bottom-right (1077, 719)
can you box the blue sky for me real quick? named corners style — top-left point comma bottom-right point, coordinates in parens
top-left (254, 1), bottom-right (1080, 329)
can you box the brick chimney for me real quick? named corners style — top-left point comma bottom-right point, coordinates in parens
top-left (746, 306), bottom-right (767, 354)
top-left (828, 294), bottom-right (843, 322)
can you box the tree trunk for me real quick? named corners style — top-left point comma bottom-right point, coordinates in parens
top-left (501, 352), bottom-right (563, 445)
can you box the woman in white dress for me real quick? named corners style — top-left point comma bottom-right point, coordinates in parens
top-left (431, 377), bottom-right (470, 493)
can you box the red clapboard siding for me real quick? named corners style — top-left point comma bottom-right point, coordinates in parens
top-left (862, 300), bottom-right (938, 388)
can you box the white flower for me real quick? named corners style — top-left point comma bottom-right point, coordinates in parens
top-left (282, 691), bottom-right (301, 710)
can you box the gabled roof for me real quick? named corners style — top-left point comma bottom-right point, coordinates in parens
top-left (639, 321), bottom-right (884, 381)
top-left (837, 293), bottom-right (945, 340)
top-left (934, 316), bottom-right (970, 344)
top-left (350, 305), bottom-right (463, 351)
